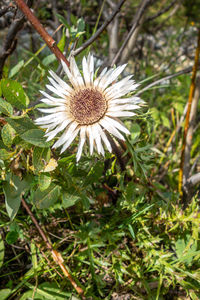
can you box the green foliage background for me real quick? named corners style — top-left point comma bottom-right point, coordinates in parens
top-left (0, 1), bottom-right (200, 299)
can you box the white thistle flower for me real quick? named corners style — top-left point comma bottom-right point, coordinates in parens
top-left (35, 54), bottom-right (142, 161)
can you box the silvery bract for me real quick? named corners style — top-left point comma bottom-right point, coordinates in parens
top-left (35, 54), bottom-right (142, 161)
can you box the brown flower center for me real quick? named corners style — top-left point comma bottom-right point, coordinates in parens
top-left (70, 88), bottom-right (107, 125)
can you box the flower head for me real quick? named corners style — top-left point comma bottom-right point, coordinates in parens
top-left (35, 54), bottom-right (142, 161)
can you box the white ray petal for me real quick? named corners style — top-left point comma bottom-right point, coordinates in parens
top-left (41, 122), bottom-right (58, 132)
top-left (94, 123), bottom-right (105, 155)
top-left (105, 81), bottom-right (137, 97)
top-left (91, 124), bottom-right (103, 155)
top-left (82, 56), bottom-right (90, 87)
top-left (99, 118), bottom-right (125, 141)
top-left (60, 127), bottom-right (80, 154)
top-left (87, 53), bottom-right (94, 83)
top-left (106, 83), bottom-right (140, 100)
top-left (61, 60), bottom-right (79, 90)
top-left (87, 125), bottom-right (94, 155)
top-left (49, 70), bottom-right (74, 93)
top-left (46, 84), bottom-right (66, 98)
top-left (104, 75), bottom-right (133, 95)
top-left (99, 129), bottom-right (112, 153)
top-left (106, 111), bottom-right (136, 118)
top-left (47, 77), bottom-right (68, 95)
top-left (76, 126), bottom-right (86, 161)
top-left (107, 104), bottom-right (140, 112)
top-left (95, 69), bottom-right (114, 90)
top-left (108, 97), bottom-right (142, 105)
top-left (93, 67), bottom-right (108, 88)
top-left (38, 106), bottom-right (66, 114)
top-left (98, 65), bottom-right (127, 90)
top-left (40, 90), bottom-right (67, 104)
top-left (53, 121), bottom-right (78, 148)
top-left (70, 56), bottom-right (84, 87)
top-left (35, 112), bottom-right (67, 125)
top-left (45, 119), bottom-right (72, 141)
top-left (104, 116), bottom-right (130, 135)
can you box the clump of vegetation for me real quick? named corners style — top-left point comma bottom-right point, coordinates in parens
top-left (0, 0), bottom-right (200, 299)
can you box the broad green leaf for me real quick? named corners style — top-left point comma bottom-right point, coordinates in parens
top-left (0, 289), bottom-right (11, 300)
top-left (9, 60), bottom-right (24, 78)
top-left (6, 116), bottom-right (37, 135)
top-left (21, 129), bottom-right (52, 147)
top-left (3, 175), bottom-right (32, 220)
top-left (33, 147), bottom-right (50, 172)
top-left (62, 191), bottom-right (80, 208)
top-left (0, 98), bottom-right (13, 115)
top-left (1, 79), bottom-right (29, 109)
top-left (0, 234), bottom-right (5, 268)
top-left (1, 123), bottom-right (16, 147)
top-left (6, 231), bottom-right (19, 245)
top-left (0, 149), bottom-right (15, 160)
top-left (38, 174), bottom-right (51, 191)
top-left (33, 184), bottom-right (61, 209)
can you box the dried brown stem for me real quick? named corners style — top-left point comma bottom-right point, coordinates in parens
top-left (183, 76), bottom-right (200, 183)
top-left (13, 0), bottom-right (70, 67)
top-left (178, 28), bottom-right (200, 197)
top-left (21, 198), bottom-right (85, 298)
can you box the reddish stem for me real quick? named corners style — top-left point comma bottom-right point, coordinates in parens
top-left (13, 0), bottom-right (70, 68)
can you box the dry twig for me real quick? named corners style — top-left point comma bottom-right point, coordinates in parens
top-left (21, 198), bottom-right (85, 299)
top-left (178, 28), bottom-right (200, 197)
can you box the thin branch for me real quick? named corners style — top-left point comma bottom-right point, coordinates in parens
top-left (145, 0), bottom-right (177, 23)
top-left (13, 0), bottom-right (70, 67)
top-left (72, 0), bottom-right (126, 57)
top-left (179, 28), bottom-right (200, 197)
top-left (111, 0), bottom-right (152, 67)
top-left (135, 66), bottom-right (198, 96)
top-left (21, 198), bottom-right (85, 299)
